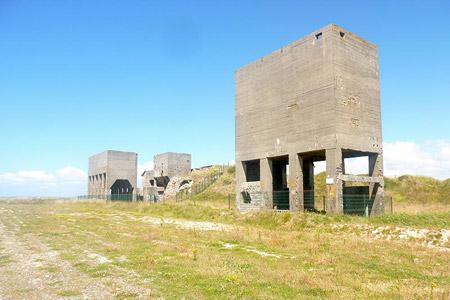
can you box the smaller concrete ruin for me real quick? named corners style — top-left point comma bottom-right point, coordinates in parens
top-left (88, 150), bottom-right (138, 199)
top-left (141, 152), bottom-right (192, 200)
top-left (141, 170), bottom-right (165, 201)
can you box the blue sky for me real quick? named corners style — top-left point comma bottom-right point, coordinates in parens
top-left (1, 0), bottom-right (449, 196)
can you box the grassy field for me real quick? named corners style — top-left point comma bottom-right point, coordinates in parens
top-left (0, 168), bottom-right (449, 299)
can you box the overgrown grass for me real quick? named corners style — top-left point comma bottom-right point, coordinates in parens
top-left (1, 168), bottom-right (449, 299)
top-left (57, 290), bottom-right (82, 297)
top-left (314, 172), bottom-right (450, 212)
top-left (0, 254), bottom-right (13, 266)
top-left (1, 197), bottom-right (447, 299)
top-left (76, 199), bottom-right (450, 230)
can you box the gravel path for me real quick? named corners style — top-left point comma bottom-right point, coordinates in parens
top-left (0, 208), bottom-right (115, 299)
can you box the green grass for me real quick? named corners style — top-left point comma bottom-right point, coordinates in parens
top-left (0, 254), bottom-right (13, 266)
top-left (1, 167), bottom-right (449, 299)
top-left (368, 211), bottom-right (450, 228)
top-left (2, 198), bottom-right (445, 299)
top-left (38, 265), bottom-right (59, 273)
top-left (57, 290), bottom-right (82, 297)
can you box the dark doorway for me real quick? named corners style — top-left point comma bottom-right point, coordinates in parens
top-left (271, 156), bottom-right (289, 210)
top-left (110, 179), bottom-right (133, 201)
top-left (302, 158), bottom-right (315, 211)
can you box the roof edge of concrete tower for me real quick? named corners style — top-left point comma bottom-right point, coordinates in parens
top-left (154, 152), bottom-right (192, 157)
top-left (236, 23), bottom-right (377, 74)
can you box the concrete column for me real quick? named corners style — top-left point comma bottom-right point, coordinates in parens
top-left (98, 174), bottom-right (102, 196)
top-left (99, 174), bottom-right (102, 194)
top-left (369, 153), bottom-right (385, 215)
top-left (97, 175), bottom-right (101, 196)
top-left (88, 176), bottom-right (91, 196)
top-left (103, 173), bottom-right (107, 195)
top-left (235, 160), bottom-right (246, 209)
top-left (106, 175), bottom-right (111, 196)
top-left (326, 148), bottom-right (344, 214)
top-left (288, 153), bottom-right (303, 211)
top-left (91, 176), bottom-right (93, 196)
top-left (260, 158), bottom-right (273, 209)
top-left (93, 175), bottom-right (97, 195)
top-left (100, 173), bottom-right (105, 195)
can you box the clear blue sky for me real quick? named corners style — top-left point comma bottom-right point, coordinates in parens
top-left (1, 1), bottom-right (449, 187)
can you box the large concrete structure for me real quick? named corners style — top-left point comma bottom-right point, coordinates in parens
top-left (154, 152), bottom-right (192, 178)
top-left (235, 24), bottom-right (384, 214)
top-left (141, 152), bottom-right (191, 200)
top-left (88, 150), bottom-right (138, 198)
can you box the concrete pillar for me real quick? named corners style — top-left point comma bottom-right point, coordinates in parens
top-left (88, 176), bottom-right (91, 196)
top-left (260, 158), bottom-right (273, 209)
top-left (97, 175), bottom-right (101, 196)
top-left (102, 175), bottom-right (104, 195)
top-left (288, 153), bottom-right (303, 211)
top-left (103, 174), bottom-right (107, 196)
top-left (99, 174), bottom-right (103, 196)
top-left (326, 148), bottom-right (344, 214)
top-left (93, 175), bottom-right (97, 195)
top-left (235, 160), bottom-right (246, 209)
top-left (106, 176), bottom-right (111, 196)
top-left (369, 153), bottom-right (385, 215)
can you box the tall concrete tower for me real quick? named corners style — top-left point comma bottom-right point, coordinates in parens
top-left (88, 150), bottom-right (138, 199)
top-left (235, 24), bottom-right (384, 214)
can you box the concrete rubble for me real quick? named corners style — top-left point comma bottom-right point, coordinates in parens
top-left (163, 176), bottom-right (193, 197)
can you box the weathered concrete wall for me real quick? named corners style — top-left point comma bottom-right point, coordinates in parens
top-left (142, 170), bottom-right (155, 189)
top-left (88, 151), bottom-right (108, 196)
top-left (88, 150), bottom-right (138, 196)
top-left (154, 152), bottom-right (191, 179)
top-left (235, 24), bottom-right (384, 214)
top-left (141, 170), bottom-right (165, 200)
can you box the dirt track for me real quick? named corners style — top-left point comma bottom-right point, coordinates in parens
top-left (0, 206), bottom-right (149, 300)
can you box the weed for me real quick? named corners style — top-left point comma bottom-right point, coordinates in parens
top-left (57, 290), bottom-right (81, 297)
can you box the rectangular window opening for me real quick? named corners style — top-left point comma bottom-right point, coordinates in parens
top-left (344, 156), bottom-right (369, 176)
top-left (243, 160), bottom-right (260, 182)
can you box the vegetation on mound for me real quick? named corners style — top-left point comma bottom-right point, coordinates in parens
top-left (385, 175), bottom-right (450, 204)
top-left (314, 171), bottom-right (450, 205)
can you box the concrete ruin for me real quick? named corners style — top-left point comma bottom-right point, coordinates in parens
top-left (141, 152), bottom-right (192, 200)
top-left (141, 170), bottom-right (165, 200)
top-left (88, 150), bottom-right (138, 199)
top-left (235, 24), bottom-right (384, 214)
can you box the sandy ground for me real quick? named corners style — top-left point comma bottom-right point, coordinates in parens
top-left (0, 207), bottom-right (150, 300)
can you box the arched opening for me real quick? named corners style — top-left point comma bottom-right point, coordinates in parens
top-left (110, 179), bottom-right (133, 201)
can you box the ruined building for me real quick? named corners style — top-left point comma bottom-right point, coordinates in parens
top-left (235, 24), bottom-right (384, 214)
top-left (142, 152), bottom-right (191, 200)
top-left (88, 150), bottom-right (138, 199)
top-left (141, 170), bottom-right (164, 200)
